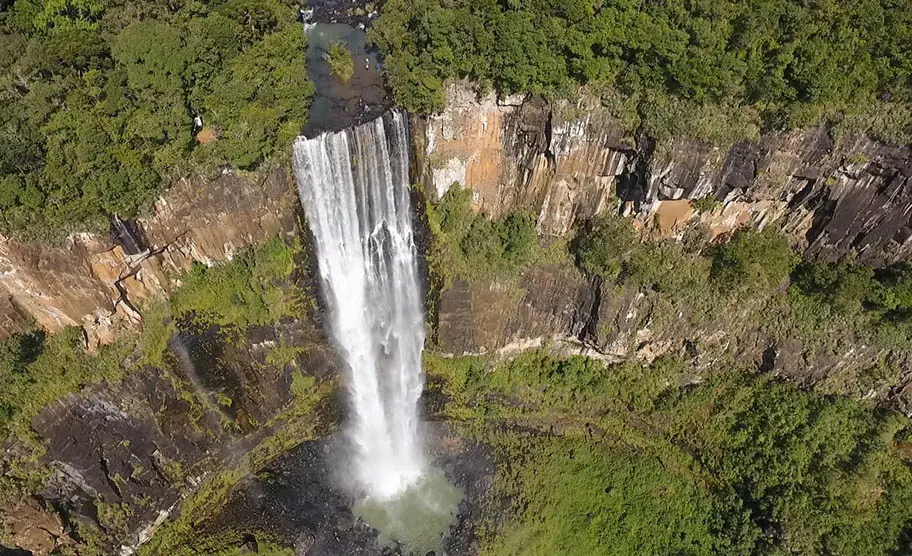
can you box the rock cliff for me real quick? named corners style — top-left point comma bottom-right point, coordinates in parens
top-left (2, 317), bottom-right (336, 555)
top-left (0, 170), bottom-right (298, 343)
top-left (416, 81), bottom-right (912, 266)
top-left (0, 169), bottom-right (318, 555)
top-left (434, 260), bottom-right (912, 417)
top-left (417, 83), bottom-right (912, 415)
top-left (2, 94), bottom-right (912, 553)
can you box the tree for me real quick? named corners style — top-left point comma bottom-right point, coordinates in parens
top-left (571, 215), bottom-right (638, 281)
top-left (0, 2), bottom-right (314, 237)
top-left (325, 42), bottom-right (354, 82)
top-left (711, 228), bottom-right (798, 291)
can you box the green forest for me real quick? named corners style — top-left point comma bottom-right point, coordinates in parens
top-left (0, 0), bottom-right (311, 238)
top-left (370, 0), bottom-right (912, 145)
top-left (3, 0), bottom-right (911, 237)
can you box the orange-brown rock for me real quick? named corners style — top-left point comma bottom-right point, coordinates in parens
top-left (417, 82), bottom-right (912, 266)
top-left (0, 169), bottom-right (298, 341)
top-left (2, 497), bottom-right (69, 555)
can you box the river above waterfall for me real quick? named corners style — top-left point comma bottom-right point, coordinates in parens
top-left (303, 23), bottom-right (390, 136)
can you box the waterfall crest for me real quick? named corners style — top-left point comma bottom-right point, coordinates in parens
top-left (292, 112), bottom-right (425, 499)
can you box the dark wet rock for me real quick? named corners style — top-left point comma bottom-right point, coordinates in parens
top-left (110, 216), bottom-right (149, 255)
top-left (306, 0), bottom-right (380, 29)
top-left (205, 439), bottom-right (382, 556)
top-left (206, 424), bottom-right (493, 556)
top-left (294, 530), bottom-right (316, 555)
top-left (11, 313), bottom-right (335, 555)
top-left (436, 262), bottom-right (596, 355)
top-left (241, 533), bottom-right (259, 553)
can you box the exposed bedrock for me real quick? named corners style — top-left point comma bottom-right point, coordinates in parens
top-left (434, 260), bottom-right (912, 417)
top-left (1, 93), bottom-right (911, 553)
top-left (1, 317), bottom-right (336, 555)
top-left (416, 81), bottom-right (912, 265)
top-left (0, 170), bottom-right (298, 341)
top-left (417, 83), bottom-right (912, 416)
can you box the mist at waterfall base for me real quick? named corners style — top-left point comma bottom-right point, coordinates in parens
top-left (292, 112), bottom-right (461, 553)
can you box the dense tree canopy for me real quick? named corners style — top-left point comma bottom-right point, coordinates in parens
top-left (369, 0), bottom-right (912, 145)
top-left (0, 0), bottom-right (313, 238)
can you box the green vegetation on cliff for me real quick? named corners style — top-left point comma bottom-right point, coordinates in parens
top-left (0, 236), bottom-right (308, 510)
top-left (569, 213), bottom-right (912, 351)
top-left (370, 0), bottom-right (912, 145)
top-left (424, 187), bottom-right (912, 363)
top-left (0, 0), bottom-right (313, 238)
top-left (427, 351), bottom-right (912, 555)
top-left (170, 236), bottom-right (302, 333)
top-left (425, 185), bottom-right (543, 285)
top-left (419, 192), bottom-right (912, 551)
top-left (0, 326), bottom-right (129, 446)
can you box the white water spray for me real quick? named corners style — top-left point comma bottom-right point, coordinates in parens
top-left (292, 112), bottom-right (425, 500)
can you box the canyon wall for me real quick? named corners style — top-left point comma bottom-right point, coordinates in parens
top-left (415, 81), bottom-right (912, 266)
top-left (0, 168), bottom-right (341, 555)
top-left (0, 170), bottom-right (299, 343)
top-left (0, 93), bottom-right (909, 553)
top-left (6, 83), bottom-right (910, 345)
top-left (418, 82), bottom-right (912, 416)
top-left (434, 259), bottom-right (912, 417)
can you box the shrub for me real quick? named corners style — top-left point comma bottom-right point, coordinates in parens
top-left (691, 194), bottom-right (721, 213)
top-left (571, 215), bottom-right (638, 281)
top-left (710, 228), bottom-right (798, 291)
top-left (791, 259), bottom-right (876, 317)
top-left (486, 437), bottom-right (726, 556)
top-left (325, 41), bottom-right (354, 82)
top-left (170, 237), bottom-right (299, 332)
top-left (0, 4), bottom-right (313, 238)
top-left (624, 242), bottom-right (712, 302)
top-left (0, 326), bottom-right (129, 446)
top-left (432, 350), bottom-right (912, 556)
top-left (498, 212), bottom-right (537, 265)
top-left (369, 0), bottom-right (912, 147)
top-left (871, 264), bottom-right (912, 317)
top-left (426, 185), bottom-right (539, 280)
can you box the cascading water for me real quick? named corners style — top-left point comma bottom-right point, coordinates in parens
top-left (292, 112), bottom-right (426, 500)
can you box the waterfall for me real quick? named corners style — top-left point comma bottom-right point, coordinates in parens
top-left (292, 112), bottom-right (425, 500)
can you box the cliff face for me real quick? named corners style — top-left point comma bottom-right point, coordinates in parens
top-left (419, 83), bottom-right (912, 415)
top-left (0, 169), bottom-right (313, 554)
top-left (434, 260), bottom-right (912, 417)
top-left (2, 317), bottom-right (336, 555)
top-left (416, 82), bottom-right (912, 266)
top-left (0, 170), bottom-right (298, 343)
top-left (2, 96), bottom-right (911, 553)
